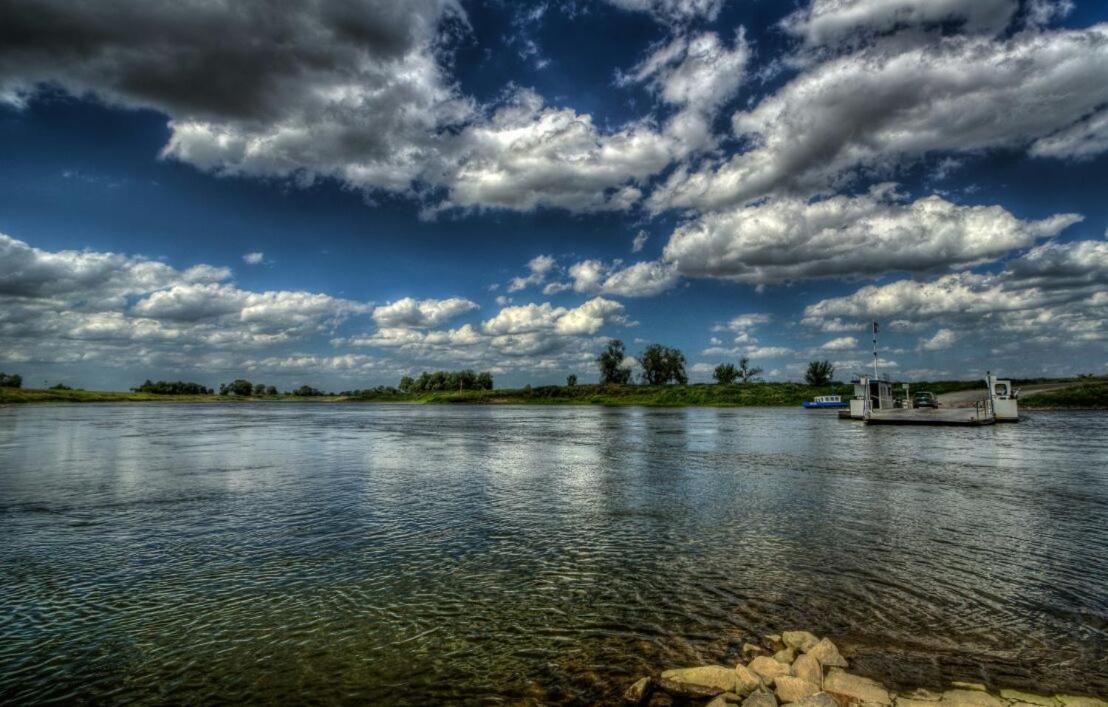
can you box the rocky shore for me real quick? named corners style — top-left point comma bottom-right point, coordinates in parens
top-left (623, 631), bottom-right (1106, 707)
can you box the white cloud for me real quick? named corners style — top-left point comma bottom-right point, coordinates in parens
top-left (243, 251), bottom-right (264, 265)
top-left (507, 254), bottom-right (557, 292)
top-left (650, 24), bottom-right (1108, 212)
top-left (661, 185), bottom-right (1082, 283)
top-left (632, 230), bottom-right (649, 253)
top-left (602, 0), bottom-right (724, 23)
top-left (820, 336), bottom-right (858, 351)
top-left (782, 0), bottom-right (1018, 47)
top-left (565, 259), bottom-right (679, 297)
top-left (372, 296), bottom-right (479, 328)
top-left (919, 328), bottom-right (958, 351)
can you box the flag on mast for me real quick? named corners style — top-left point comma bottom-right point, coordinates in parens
top-left (872, 321), bottom-right (879, 335)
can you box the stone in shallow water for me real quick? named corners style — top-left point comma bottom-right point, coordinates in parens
top-left (1055, 697), bottom-right (1108, 707)
top-left (776, 676), bottom-right (821, 703)
top-left (745, 688), bottom-right (780, 707)
top-left (807, 639), bottom-right (848, 668)
top-left (659, 666), bottom-right (737, 697)
top-left (939, 689), bottom-right (1005, 707)
top-left (901, 689), bottom-right (942, 702)
top-left (736, 664), bottom-right (763, 694)
top-left (750, 656), bottom-right (792, 682)
top-left (952, 683), bottom-right (988, 692)
top-left (792, 653), bottom-right (823, 688)
top-left (708, 693), bottom-right (744, 706)
top-left (823, 668), bottom-right (892, 706)
top-left (624, 677), bottom-right (653, 705)
top-left (998, 690), bottom-right (1056, 706)
top-left (793, 693), bottom-right (840, 707)
top-left (900, 699), bottom-right (944, 707)
top-left (783, 631), bottom-right (821, 653)
top-left (744, 643), bottom-right (768, 660)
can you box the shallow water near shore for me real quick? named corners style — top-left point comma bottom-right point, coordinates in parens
top-left (1, 403), bottom-right (1105, 704)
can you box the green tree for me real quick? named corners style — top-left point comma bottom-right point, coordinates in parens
top-left (293, 385), bottom-right (323, 396)
top-left (398, 375), bottom-right (414, 393)
top-left (738, 356), bottom-right (763, 383)
top-left (253, 382), bottom-right (267, 396)
top-left (220, 379), bottom-right (254, 396)
top-left (805, 360), bottom-right (835, 386)
top-left (566, 374), bottom-right (578, 387)
top-left (265, 385), bottom-right (278, 396)
top-left (0, 372), bottom-right (22, 388)
top-left (597, 339), bottom-right (632, 384)
top-left (640, 344), bottom-right (687, 385)
top-left (713, 363), bottom-right (738, 385)
top-left (476, 372), bottom-right (494, 390)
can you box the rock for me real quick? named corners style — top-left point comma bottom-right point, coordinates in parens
top-left (792, 654), bottom-right (823, 688)
top-left (793, 693), bottom-right (841, 707)
top-left (823, 669), bottom-right (892, 706)
top-left (938, 689), bottom-right (1005, 707)
top-left (648, 693), bottom-right (674, 707)
top-left (708, 694), bottom-right (744, 707)
top-left (736, 664), bottom-right (764, 695)
top-left (764, 634), bottom-right (787, 652)
top-left (624, 677), bottom-right (653, 705)
top-left (744, 643), bottom-right (768, 661)
top-left (951, 683), bottom-right (988, 692)
top-left (1055, 697), bottom-right (1108, 707)
top-left (659, 666), bottom-right (737, 698)
top-left (783, 631), bottom-right (822, 653)
top-left (775, 648), bottom-right (798, 664)
top-left (899, 699), bottom-right (943, 707)
top-left (998, 690), bottom-right (1056, 706)
top-left (744, 688), bottom-right (780, 707)
top-left (901, 689), bottom-right (942, 702)
top-left (776, 676), bottom-right (821, 703)
top-left (750, 656), bottom-right (792, 682)
top-left (807, 639), bottom-right (848, 668)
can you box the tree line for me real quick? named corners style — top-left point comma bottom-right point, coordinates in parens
top-left (398, 370), bottom-right (494, 393)
top-left (0, 372), bottom-right (22, 388)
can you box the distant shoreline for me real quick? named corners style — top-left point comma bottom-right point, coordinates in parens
top-left (2, 379), bottom-right (1105, 409)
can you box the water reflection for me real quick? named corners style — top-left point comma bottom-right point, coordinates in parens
top-left (0, 404), bottom-right (1105, 704)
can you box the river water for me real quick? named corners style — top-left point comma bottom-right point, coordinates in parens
top-left (0, 403), bottom-right (1105, 704)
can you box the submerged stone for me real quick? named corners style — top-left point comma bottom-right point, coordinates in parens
top-left (708, 693), bottom-right (744, 706)
top-left (744, 643), bottom-right (768, 661)
top-left (939, 689), bottom-right (1005, 707)
top-left (736, 664), bottom-right (763, 695)
top-left (624, 677), bottom-right (653, 705)
top-left (793, 693), bottom-right (841, 707)
top-left (659, 666), bottom-right (737, 697)
top-left (951, 683), bottom-right (988, 692)
top-left (1055, 697), bottom-right (1108, 707)
top-left (998, 690), bottom-right (1056, 706)
top-left (775, 648), bottom-right (798, 664)
top-left (823, 668), bottom-right (892, 706)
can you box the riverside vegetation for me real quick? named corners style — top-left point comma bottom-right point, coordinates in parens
top-left (624, 630), bottom-right (1106, 707)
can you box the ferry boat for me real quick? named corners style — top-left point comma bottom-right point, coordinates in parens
top-left (803, 395), bottom-right (848, 409)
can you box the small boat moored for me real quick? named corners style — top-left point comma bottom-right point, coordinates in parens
top-left (803, 395), bottom-right (848, 409)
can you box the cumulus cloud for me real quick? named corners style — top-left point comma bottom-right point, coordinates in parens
top-left (650, 24), bottom-right (1108, 212)
top-left (243, 252), bottom-right (264, 265)
top-left (565, 259), bottom-right (679, 297)
top-left (661, 184), bottom-right (1082, 283)
top-left (919, 328), bottom-right (958, 351)
top-left (782, 0), bottom-right (1018, 47)
top-left (802, 238), bottom-right (1108, 347)
top-left (820, 336), bottom-right (858, 351)
top-left (0, 233), bottom-right (372, 370)
top-left (602, 0), bottom-right (724, 24)
top-left (372, 296), bottom-right (478, 328)
top-left (507, 254), bottom-right (557, 292)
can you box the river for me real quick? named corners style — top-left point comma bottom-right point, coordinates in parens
top-left (1, 404), bottom-right (1105, 704)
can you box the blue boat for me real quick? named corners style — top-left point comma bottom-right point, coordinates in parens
top-left (802, 395), bottom-right (848, 409)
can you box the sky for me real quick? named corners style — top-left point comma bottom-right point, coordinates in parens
top-left (1, 0), bottom-right (1106, 391)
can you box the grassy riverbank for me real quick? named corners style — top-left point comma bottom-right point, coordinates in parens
top-left (3, 378), bottom-right (1101, 408)
top-left (1020, 381), bottom-right (1108, 409)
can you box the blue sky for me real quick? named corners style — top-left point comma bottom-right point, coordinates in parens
top-left (1, 0), bottom-right (1106, 391)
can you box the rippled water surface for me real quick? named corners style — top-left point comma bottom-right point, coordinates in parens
top-left (1, 404), bottom-right (1106, 704)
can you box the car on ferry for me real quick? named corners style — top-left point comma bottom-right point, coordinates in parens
top-left (913, 391), bottom-right (939, 408)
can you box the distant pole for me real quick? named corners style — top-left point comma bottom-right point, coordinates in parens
top-left (872, 320), bottom-right (880, 381)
